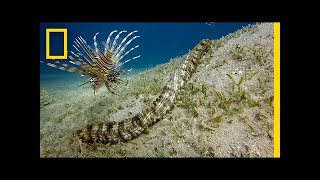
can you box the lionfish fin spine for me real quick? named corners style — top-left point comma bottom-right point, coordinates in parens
top-left (105, 30), bottom-right (118, 51)
top-left (121, 55), bottom-right (141, 66)
top-left (110, 30), bottom-right (127, 51)
top-left (68, 57), bottom-right (90, 69)
top-left (74, 38), bottom-right (93, 65)
top-left (79, 36), bottom-right (96, 64)
top-left (43, 62), bottom-right (84, 75)
top-left (117, 45), bottom-right (139, 62)
top-left (113, 36), bottom-right (140, 62)
top-left (113, 30), bottom-right (138, 56)
top-left (72, 44), bottom-right (93, 63)
top-left (70, 51), bottom-right (80, 58)
top-left (78, 36), bottom-right (96, 64)
top-left (78, 79), bottom-right (91, 87)
top-left (93, 32), bottom-right (99, 53)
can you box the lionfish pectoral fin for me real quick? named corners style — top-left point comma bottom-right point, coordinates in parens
top-left (116, 78), bottom-right (128, 86)
top-left (78, 79), bottom-right (91, 87)
top-left (92, 80), bottom-right (105, 95)
top-left (42, 61), bottom-right (84, 75)
top-left (117, 78), bottom-right (127, 86)
top-left (105, 83), bottom-right (116, 94)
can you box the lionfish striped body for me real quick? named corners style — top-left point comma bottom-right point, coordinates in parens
top-left (76, 39), bottom-right (212, 145)
top-left (41, 30), bottom-right (140, 94)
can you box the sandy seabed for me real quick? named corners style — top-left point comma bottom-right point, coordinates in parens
top-left (40, 23), bottom-right (274, 157)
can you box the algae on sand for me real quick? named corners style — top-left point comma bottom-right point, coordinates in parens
top-left (40, 23), bottom-right (274, 158)
top-left (40, 90), bottom-right (52, 108)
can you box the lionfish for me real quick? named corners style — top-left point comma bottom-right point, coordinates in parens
top-left (41, 30), bottom-right (140, 94)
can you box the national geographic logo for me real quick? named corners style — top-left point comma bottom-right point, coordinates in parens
top-left (46, 28), bottom-right (67, 59)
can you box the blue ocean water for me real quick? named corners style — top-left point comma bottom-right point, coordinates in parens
top-left (49, 32), bottom-right (64, 56)
top-left (40, 22), bottom-right (253, 91)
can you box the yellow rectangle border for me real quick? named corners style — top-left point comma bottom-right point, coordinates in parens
top-left (46, 28), bottom-right (67, 59)
top-left (274, 22), bottom-right (280, 158)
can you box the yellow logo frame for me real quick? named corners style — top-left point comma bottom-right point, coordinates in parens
top-left (46, 28), bottom-right (67, 59)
